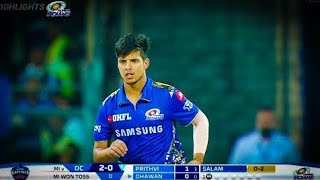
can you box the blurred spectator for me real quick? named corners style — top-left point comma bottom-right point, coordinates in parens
top-left (52, 90), bottom-right (86, 149)
top-left (10, 75), bottom-right (53, 161)
top-left (13, 75), bottom-right (54, 128)
top-left (18, 46), bottom-right (46, 84)
top-left (7, 46), bottom-right (55, 162)
top-left (11, 21), bottom-right (82, 162)
top-left (40, 91), bottom-right (85, 163)
top-left (16, 76), bottom-right (52, 109)
top-left (228, 108), bottom-right (300, 164)
top-left (10, 76), bottom-right (53, 162)
top-left (16, 45), bottom-right (55, 107)
top-left (45, 22), bottom-right (75, 101)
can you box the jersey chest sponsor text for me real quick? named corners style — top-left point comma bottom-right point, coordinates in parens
top-left (115, 125), bottom-right (163, 137)
top-left (111, 108), bottom-right (165, 123)
top-left (109, 113), bottom-right (132, 122)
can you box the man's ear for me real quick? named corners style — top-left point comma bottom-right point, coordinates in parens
top-left (144, 58), bottom-right (150, 70)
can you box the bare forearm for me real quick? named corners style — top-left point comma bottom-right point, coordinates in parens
top-left (93, 140), bottom-right (128, 163)
top-left (193, 111), bottom-right (209, 163)
top-left (93, 148), bottom-right (113, 162)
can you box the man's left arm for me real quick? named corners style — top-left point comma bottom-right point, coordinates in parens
top-left (189, 109), bottom-right (209, 164)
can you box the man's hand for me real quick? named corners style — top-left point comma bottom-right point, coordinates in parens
top-left (107, 139), bottom-right (128, 158)
top-left (188, 153), bottom-right (204, 164)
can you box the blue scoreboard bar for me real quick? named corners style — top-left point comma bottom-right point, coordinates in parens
top-left (0, 163), bottom-right (319, 179)
top-left (201, 165), bottom-right (247, 172)
top-left (133, 165), bottom-right (174, 179)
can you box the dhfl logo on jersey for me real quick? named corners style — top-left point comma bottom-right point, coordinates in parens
top-left (176, 90), bottom-right (185, 101)
top-left (107, 113), bottom-right (132, 123)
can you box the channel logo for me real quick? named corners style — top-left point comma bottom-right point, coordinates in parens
top-left (11, 164), bottom-right (30, 180)
top-left (294, 167), bottom-right (314, 180)
top-left (46, 1), bottom-right (70, 17)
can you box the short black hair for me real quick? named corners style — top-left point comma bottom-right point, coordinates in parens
top-left (114, 33), bottom-right (150, 59)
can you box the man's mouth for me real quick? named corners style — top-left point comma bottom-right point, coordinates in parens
top-left (125, 72), bottom-right (134, 78)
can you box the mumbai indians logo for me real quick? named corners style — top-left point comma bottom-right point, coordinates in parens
top-left (294, 167), bottom-right (314, 180)
top-left (11, 164), bottom-right (30, 180)
top-left (46, 1), bottom-right (70, 17)
top-left (145, 108), bottom-right (164, 120)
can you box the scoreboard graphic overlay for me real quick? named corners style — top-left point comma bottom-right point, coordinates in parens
top-left (0, 163), bottom-right (319, 180)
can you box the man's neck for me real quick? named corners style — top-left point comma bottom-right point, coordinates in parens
top-left (124, 75), bottom-right (147, 103)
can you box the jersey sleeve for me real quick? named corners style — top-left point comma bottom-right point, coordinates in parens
top-left (168, 88), bottom-right (199, 126)
top-left (93, 104), bottom-right (113, 141)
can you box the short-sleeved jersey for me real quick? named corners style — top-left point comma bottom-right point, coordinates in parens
top-left (93, 77), bottom-right (199, 164)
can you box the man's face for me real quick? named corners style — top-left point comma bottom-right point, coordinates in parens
top-left (117, 50), bottom-right (149, 85)
top-left (256, 111), bottom-right (276, 129)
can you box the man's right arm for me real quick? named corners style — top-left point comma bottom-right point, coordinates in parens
top-left (93, 141), bottom-right (113, 162)
top-left (93, 140), bottom-right (128, 163)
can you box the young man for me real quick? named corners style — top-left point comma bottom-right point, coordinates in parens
top-left (93, 33), bottom-right (209, 164)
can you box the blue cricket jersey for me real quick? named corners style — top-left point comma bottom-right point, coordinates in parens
top-left (93, 77), bottom-right (199, 164)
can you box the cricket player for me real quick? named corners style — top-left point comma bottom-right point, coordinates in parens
top-left (93, 33), bottom-right (209, 164)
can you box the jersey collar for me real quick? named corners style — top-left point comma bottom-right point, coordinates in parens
top-left (117, 77), bottom-right (153, 106)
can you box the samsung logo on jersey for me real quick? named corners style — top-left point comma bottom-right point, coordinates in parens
top-left (115, 125), bottom-right (163, 137)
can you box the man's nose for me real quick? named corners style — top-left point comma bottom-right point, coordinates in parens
top-left (125, 61), bottom-right (132, 70)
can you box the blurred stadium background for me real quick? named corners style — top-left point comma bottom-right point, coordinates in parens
top-left (0, 0), bottom-right (319, 164)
